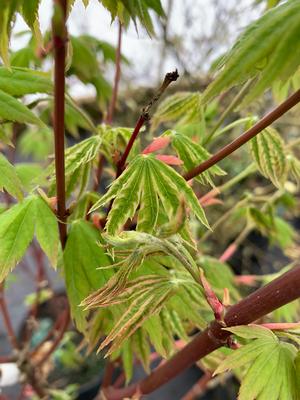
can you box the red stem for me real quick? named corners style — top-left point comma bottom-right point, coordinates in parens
top-left (116, 115), bottom-right (145, 176)
top-left (53, 0), bottom-right (67, 247)
top-left (0, 284), bottom-right (19, 351)
top-left (93, 21), bottom-right (122, 194)
top-left (184, 88), bottom-right (300, 181)
top-left (104, 264), bottom-right (300, 399)
top-left (106, 21), bottom-right (122, 125)
top-left (116, 70), bottom-right (179, 177)
top-left (101, 361), bottom-right (115, 389)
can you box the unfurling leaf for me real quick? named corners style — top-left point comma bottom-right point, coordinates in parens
top-left (155, 154), bottom-right (183, 165)
top-left (82, 231), bottom-right (200, 308)
top-left (142, 136), bottom-right (171, 154)
top-left (90, 154), bottom-right (210, 235)
top-left (250, 127), bottom-right (287, 187)
top-left (92, 276), bottom-right (174, 355)
top-left (35, 196), bottom-right (59, 267)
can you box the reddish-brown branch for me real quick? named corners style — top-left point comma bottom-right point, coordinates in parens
top-left (92, 21), bottom-right (122, 196)
top-left (116, 70), bottom-right (179, 177)
top-left (116, 115), bottom-right (145, 176)
top-left (0, 284), bottom-right (19, 351)
top-left (184, 88), bottom-right (300, 181)
top-left (106, 21), bottom-right (123, 125)
top-left (103, 264), bottom-right (300, 399)
top-left (53, 0), bottom-right (68, 247)
top-left (101, 361), bottom-right (115, 390)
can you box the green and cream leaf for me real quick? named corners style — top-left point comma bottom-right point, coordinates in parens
top-left (249, 127), bottom-right (287, 187)
top-left (165, 130), bottom-right (226, 186)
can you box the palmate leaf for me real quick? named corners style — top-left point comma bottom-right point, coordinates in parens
top-left (0, 89), bottom-right (45, 127)
top-left (85, 260), bottom-right (207, 367)
top-left (0, 0), bottom-right (21, 66)
top-left (203, 1), bottom-right (300, 105)
top-left (0, 197), bottom-right (35, 283)
top-left (83, 231), bottom-right (200, 309)
top-left (0, 153), bottom-right (23, 201)
top-left (69, 36), bottom-right (112, 102)
top-left (215, 325), bottom-right (299, 400)
top-left (90, 154), bottom-right (209, 235)
top-left (100, 0), bottom-right (165, 36)
top-left (21, 0), bottom-right (42, 45)
top-left (0, 195), bottom-right (60, 282)
top-left (63, 220), bottom-right (112, 332)
top-left (0, 67), bottom-right (52, 96)
top-left (164, 130), bottom-right (226, 186)
top-left (70, 36), bottom-right (100, 82)
top-left (48, 135), bottom-right (102, 196)
top-left (249, 127), bottom-right (287, 188)
top-left (151, 92), bottom-right (202, 131)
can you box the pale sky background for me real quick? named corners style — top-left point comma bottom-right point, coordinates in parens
top-left (12, 0), bottom-right (260, 99)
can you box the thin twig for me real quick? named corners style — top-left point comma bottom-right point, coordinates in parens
top-left (116, 69), bottom-right (179, 176)
top-left (184, 88), bottom-right (300, 181)
top-left (93, 21), bottom-right (123, 194)
top-left (0, 284), bottom-right (19, 351)
top-left (106, 21), bottom-right (123, 125)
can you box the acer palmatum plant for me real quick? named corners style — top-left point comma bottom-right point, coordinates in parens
top-left (0, 1), bottom-right (300, 399)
